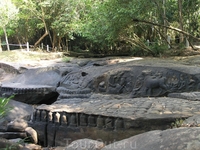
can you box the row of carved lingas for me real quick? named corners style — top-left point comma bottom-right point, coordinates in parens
top-left (32, 109), bottom-right (125, 130)
top-left (58, 88), bottom-right (92, 98)
top-left (0, 87), bottom-right (48, 94)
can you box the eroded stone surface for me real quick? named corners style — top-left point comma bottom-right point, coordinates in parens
top-left (7, 119), bottom-right (28, 132)
top-left (168, 92), bottom-right (200, 101)
top-left (37, 96), bottom-right (200, 120)
top-left (0, 65), bottom-right (63, 104)
top-left (30, 96), bottom-right (200, 146)
top-left (2, 57), bottom-right (200, 147)
top-left (102, 127), bottom-right (200, 150)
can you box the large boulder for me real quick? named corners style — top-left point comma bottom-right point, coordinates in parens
top-left (0, 100), bottom-right (33, 131)
top-left (0, 65), bottom-right (63, 104)
top-left (7, 119), bottom-right (28, 132)
top-left (102, 127), bottom-right (200, 150)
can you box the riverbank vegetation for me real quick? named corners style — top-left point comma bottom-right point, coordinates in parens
top-left (0, 0), bottom-right (200, 56)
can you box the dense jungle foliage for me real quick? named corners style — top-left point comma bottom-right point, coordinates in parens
top-left (0, 0), bottom-right (200, 56)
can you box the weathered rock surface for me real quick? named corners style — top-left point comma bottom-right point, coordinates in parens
top-left (0, 66), bottom-right (62, 104)
top-left (1, 138), bottom-right (42, 150)
top-left (7, 119), bottom-right (28, 132)
top-left (30, 96), bottom-right (200, 146)
top-left (23, 143), bottom-right (42, 150)
top-left (0, 100), bottom-right (33, 132)
top-left (65, 138), bottom-right (105, 150)
top-left (0, 132), bottom-right (26, 139)
top-left (182, 115), bottom-right (200, 127)
top-left (2, 56), bottom-right (200, 148)
top-left (5, 100), bottom-right (34, 121)
top-left (102, 127), bottom-right (200, 150)
top-left (0, 137), bottom-right (22, 149)
top-left (168, 92), bottom-right (200, 101)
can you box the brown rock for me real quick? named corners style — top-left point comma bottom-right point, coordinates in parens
top-left (0, 137), bottom-right (21, 150)
top-left (25, 127), bottom-right (38, 144)
top-left (7, 119), bottom-right (28, 132)
top-left (21, 143), bottom-right (42, 150)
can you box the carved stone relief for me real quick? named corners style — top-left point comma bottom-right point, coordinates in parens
top-left (31, 109), bottom-right (130, 131)
top-left (131, 69), bottom-right (199, 97)
top-left (57, 70), bottom-right (93, 99)
top-left (95, 71), bottom-right (133, 94)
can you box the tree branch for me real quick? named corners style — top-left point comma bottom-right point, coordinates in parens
top-left (133, 18), bottom-right (200, 42)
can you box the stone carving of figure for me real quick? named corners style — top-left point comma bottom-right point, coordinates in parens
top-left (131, 70), bottom-right (168, 97)
top-left (143, 74), bottom-right (167, 96)
top-left (98, 81), bottom-right (107, 92)
top-left (60, 71), bottom-right (90, 90)
top-left (108, 72), bottom-right (127, 94)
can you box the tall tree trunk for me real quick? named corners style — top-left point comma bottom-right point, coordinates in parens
top-left (52, 30), bottom-right (57, 51)
top-left (58, 37), bottom-right (62, 51)
top-left (163, 0), bottom-right (167, 36)
top-left (178, 0), bottom-right (184, 42)
top-left (66, 38), bottom-right (68, 52)
top-left (3, 27), bottom-right (10, 51)
top-left (0, 38), bottom-right (2, 52)
top-left (34, 30), bottom-right (48, 48)
top-left (16, 37), bottom-right (23, 49)
top-left (34, 3), bottom-right (52, 49)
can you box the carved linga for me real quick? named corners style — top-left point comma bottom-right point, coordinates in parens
top-left (131, 69), bottom-right (199, 97)
top-left (32, 109), bottom-right (128, 130)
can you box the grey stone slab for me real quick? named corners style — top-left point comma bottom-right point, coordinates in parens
top-left (168, 92), bottom-right (200, 101)
top-left (37, 96), bottom-right (200, 120)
